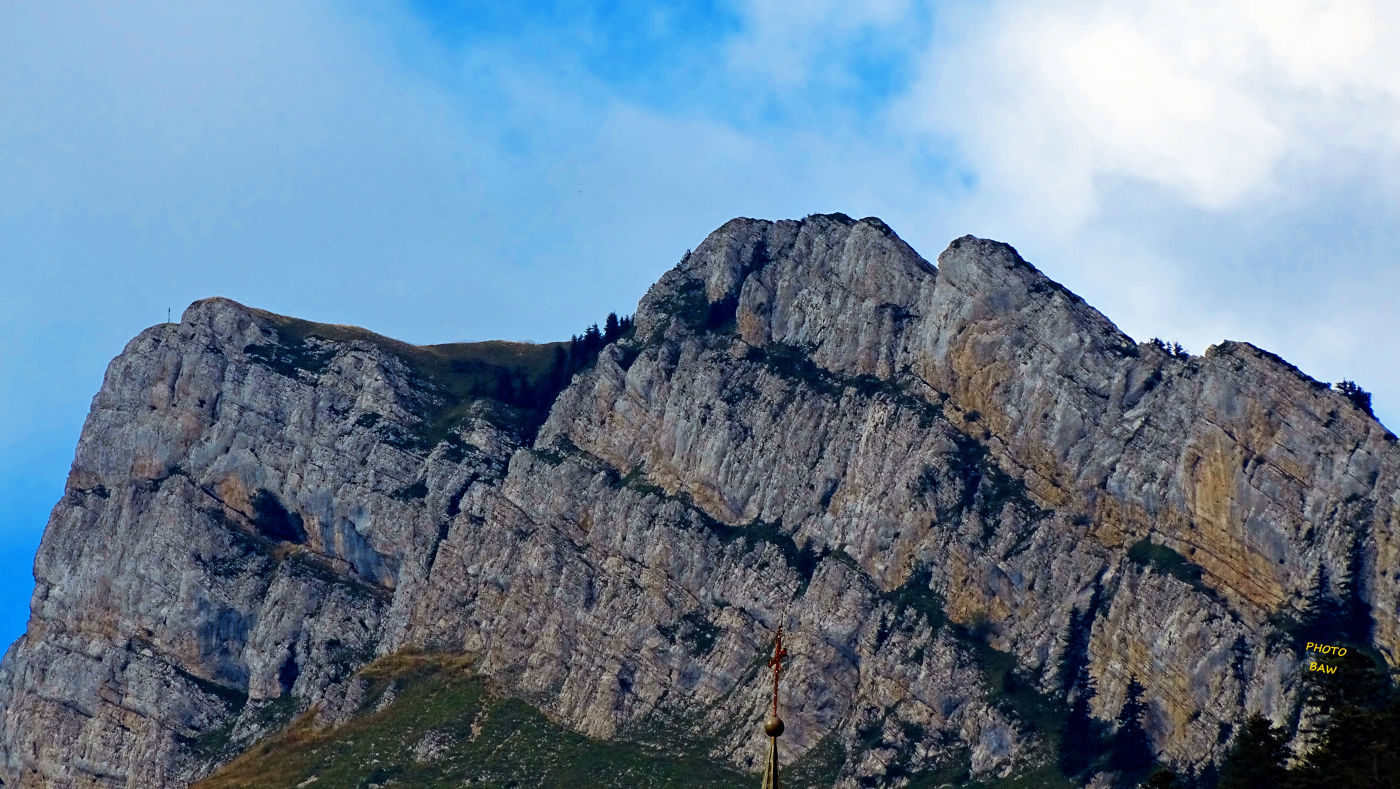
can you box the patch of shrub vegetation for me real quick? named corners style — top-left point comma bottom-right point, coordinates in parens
top-left (393, 480), bottom-right (429, 501)
top-left (861, 590), bottom-right (1080, 789)
top-left (655, 237), bottom-right (776, 337)
top-left (678, 611), bottom-right (720, 656)
top-left (617, 464), bottom-right (665, 498)
top-left (324, 638), bottom-right (377, 684)
top-left (711, 515), bottom-right (826, 593)
top-left (654, 277), bottom-right (713, 332)
top-left (784, 733), bottom-right (847, 787)
top-left (1334, 379), bottom-right (1375, 418)
top-left (654, 612), bottom-right (720, 657)
top-left (744, 342), bottom-right (945, 428)
top-left (881, 565), bottom-right (948, 638)
top-left (744, 342), bottom-right (846, 398)
top-left (180, 717), bottom-right (240, 763)
top-left (1126, 538), bottom-right (1220, 601)
top-left (954, 624), bottom-right (1069, 760)
top-left (939, 434), bottom-right (1050, 543)
top-left (171, 662), bottom-right (249, 713)
top-left (1149, 337), bottom-right (1191, 359)
top-left (307, 558), bottom-right (387, 603)
top-left (437, 431), bottom-right (480, 464)
top-left (614, 341), bottom-right (643, 371)
top-left (242, 333), bottom-right (337, 379)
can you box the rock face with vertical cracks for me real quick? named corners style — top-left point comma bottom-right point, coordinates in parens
top-left (1, 214), bottom-right (1396, 787)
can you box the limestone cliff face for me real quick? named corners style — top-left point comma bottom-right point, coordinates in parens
top-left (1, 214), bottom-right (1395, 787)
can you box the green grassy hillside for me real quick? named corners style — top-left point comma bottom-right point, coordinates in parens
top-left (195, 654), bottom-right (754, 789)
top-left (192, 649), bottom-right (1096, 789)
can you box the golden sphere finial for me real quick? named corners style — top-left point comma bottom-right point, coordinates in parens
top-left (764, 715), bottom-right (785, 737)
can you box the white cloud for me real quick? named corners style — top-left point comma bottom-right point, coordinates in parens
top-left (907, 1), bottom-right (1400, 230)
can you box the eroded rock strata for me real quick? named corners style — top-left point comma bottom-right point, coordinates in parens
top-left (1, 215), bottom-right (1395, 787)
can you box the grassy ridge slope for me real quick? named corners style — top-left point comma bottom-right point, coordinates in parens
top-left (195, 654), bottom-right (753, 789)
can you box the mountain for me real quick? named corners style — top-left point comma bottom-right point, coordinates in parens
top-left (1, 214), bottom-right (1396, 788)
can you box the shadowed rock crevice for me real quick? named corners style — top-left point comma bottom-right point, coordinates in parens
top-left (250, 490), bottom-right (306, 544)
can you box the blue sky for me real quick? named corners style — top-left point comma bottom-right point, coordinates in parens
top-left (3, 0), bottom-right (1399, 650)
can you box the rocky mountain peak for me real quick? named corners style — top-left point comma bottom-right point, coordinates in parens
top-left (3, 215), bottom-right (1399, 787)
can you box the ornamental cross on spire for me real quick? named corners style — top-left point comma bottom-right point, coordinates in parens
top-left (761, 625), bottom-right (788, 789)
top-left (767, 625), bottom-right (788, 717)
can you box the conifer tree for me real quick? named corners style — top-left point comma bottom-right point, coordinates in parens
top-left (1111, 676), bottom-right (1154, 774)
top-left (604, 312), bottom-right (621, 343)
top-left (1299, 564), bottom-right (1340, 643)
top-left (1056, 606), bottom-right (1088, 696)
top-left (1057, 580), bottom-right (1104, 697)
top-left (1228, 635), bottom-right (1250, 706)
top-left (1299, 644), bottom-right (1391, 757)
top-left (1217, 715), bottom-right (1289, 789)
top-left (1142, 767), bottom-right (1183, 789)
top-left (1295, 625), bottom-right (1354, 756)
top-left (1059, 664), bottom-right (1099, 777)
top-left (1334, 380), bottom-right (1374, 416)
top-left (1338, 532), bottom-right (1373, 645)
top-left (583, 324), bottom-right (602, 353)
top-left (549, 346), bottom-right (568, 391)
top-left (1290, 695), bottom-right (1400, 788)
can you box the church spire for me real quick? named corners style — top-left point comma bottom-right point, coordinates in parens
top-left (761, 624), bottom-right (788, 789)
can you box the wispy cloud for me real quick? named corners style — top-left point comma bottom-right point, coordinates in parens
top-left (724, 0), bottom-right (921, 89)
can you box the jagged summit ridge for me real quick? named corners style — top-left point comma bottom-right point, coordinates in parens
top-left (1, 215), bottom-right (1396, 788)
